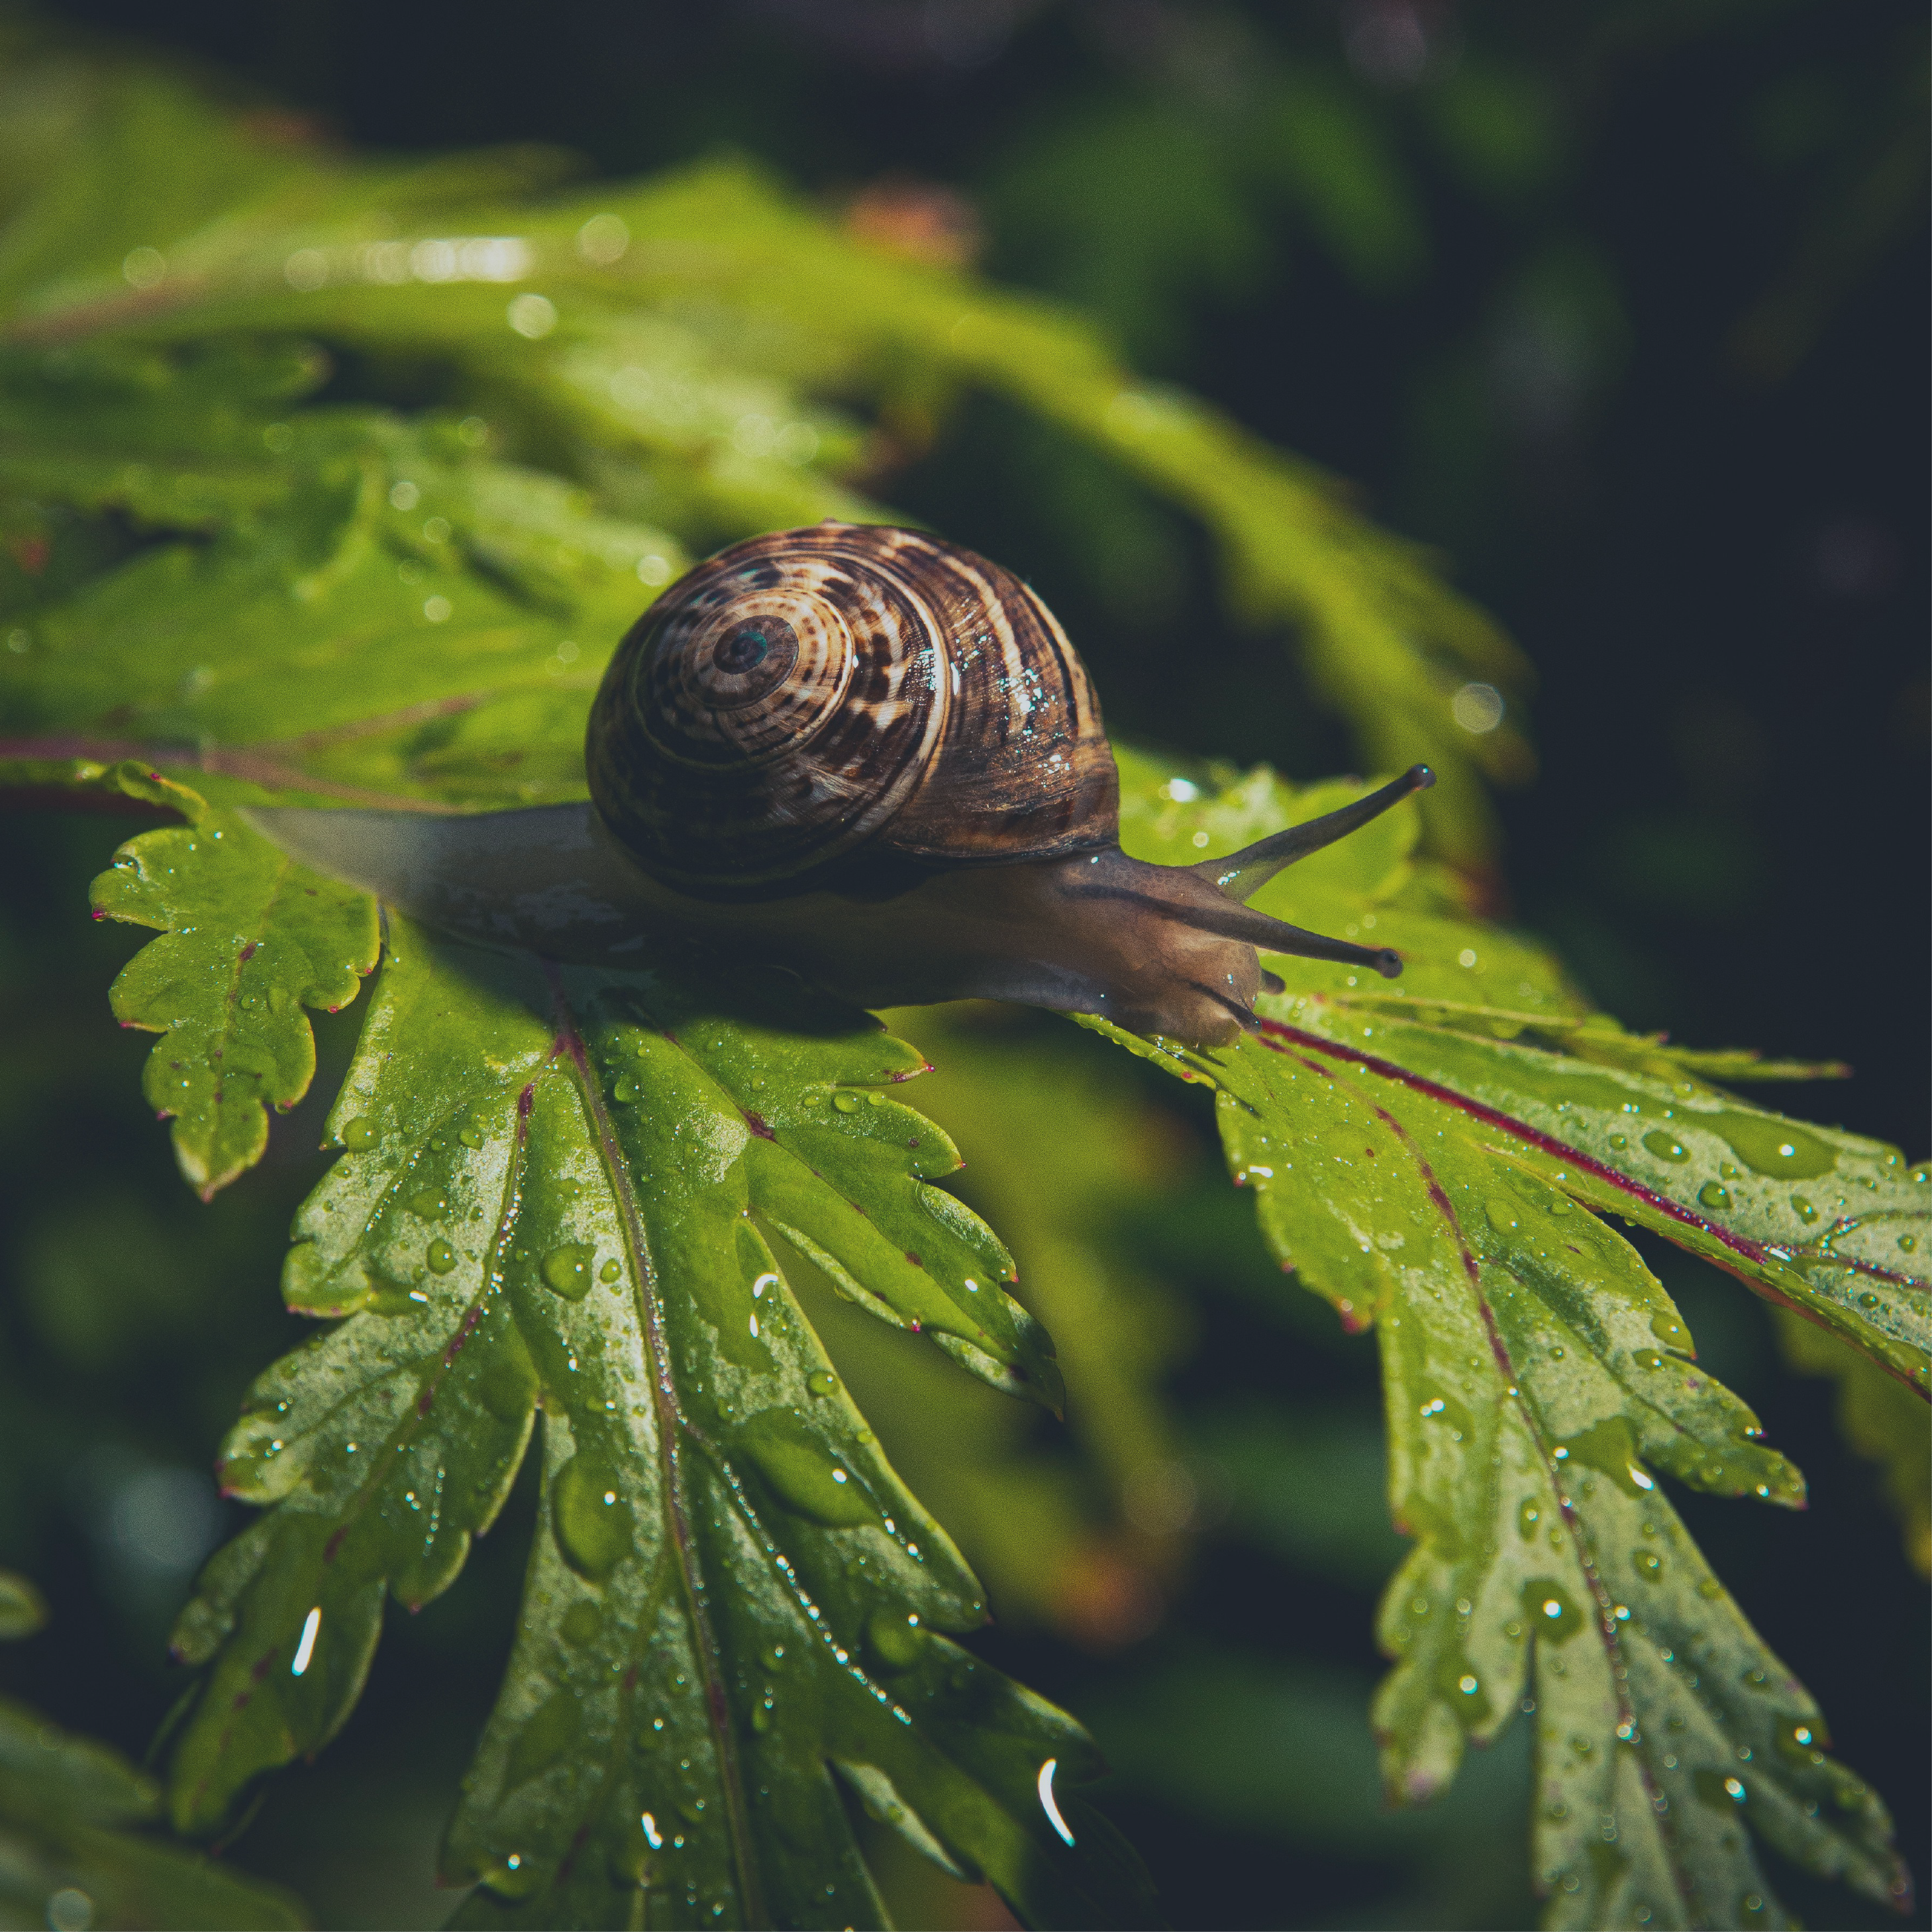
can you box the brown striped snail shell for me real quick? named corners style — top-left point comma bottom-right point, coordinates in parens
top-left (246, 522), bottom-right (1431, 1047)
top-left (585, 523), bottom-right (1119, 897)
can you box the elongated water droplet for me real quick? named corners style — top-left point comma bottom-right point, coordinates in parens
top-left (552, 1452), bottom-right (629, 1580)
top-left (1643, 1131), bottom-right (1688, 1164)
top-left (1698, 1181), bottom-right (1732, 1211)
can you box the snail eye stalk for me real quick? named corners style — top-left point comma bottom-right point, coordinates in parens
top-left (1198, 764), bottom-right (1435, 904)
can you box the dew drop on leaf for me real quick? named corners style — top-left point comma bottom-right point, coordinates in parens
top-left (865, 1607), bottom-right (927, 1672)
top-left (807, 1370), bottom-right (837, 1397)
top-left (552, 1452), bottom-right (630, 1580)
top-left (425, 1237), bottom-right (457, 1274)
top-left (1698, 1181), bottom-right (1732, 1211)
top-left (541, 1244), bottom-right (596, 1301)
top-left (340, 1117), bottom-right (377, 1149)
top-left (1642, 1131), bottom-right (1689, 1163)
top-left (1521, 1580), bottom-right (1582, 1641)
top-left (1632, 1550), bottom-right (1662, 1580)
top-left (832, 1092), bottom-right (862, 1113)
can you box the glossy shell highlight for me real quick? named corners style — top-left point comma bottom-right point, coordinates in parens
top-left (585, 521), bottom-right (1120, 897)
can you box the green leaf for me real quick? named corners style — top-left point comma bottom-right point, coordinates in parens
top-left (1775, 1307), bottom-right (1931, 1578)
top-left (0, 45), bottom-right (1532, 863)
top-left (0, 1572), bottom-right (305, 1930)
top-left (0, 1568), bottom-right (48, 1639)
top-left (89, 803), bottom-right (379, 1197)
top-left (164, 920), bottom-right (1149, 1927)
top-left (1080, 750), bottom-right (1917, 1927)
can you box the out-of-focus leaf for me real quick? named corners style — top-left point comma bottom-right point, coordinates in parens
top-left (0, 46), bottom-right (1532, 862)
top-left (870, 1005), bottom-right (1198, 1645)
top-left (0, 1569), bottom-right (46, 1639)
top-left (0, 1571), bottom-right (306, 1931)
top-left (1776, 1307), bottom-right (1932, 1578)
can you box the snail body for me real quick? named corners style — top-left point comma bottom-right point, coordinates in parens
top-left (248, 523), bottom-right (1431, 1046)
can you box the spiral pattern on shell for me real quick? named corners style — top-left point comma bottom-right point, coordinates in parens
top-left (586, 522), bottom-right (1119, 897)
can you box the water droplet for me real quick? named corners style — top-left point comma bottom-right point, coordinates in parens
top-left (1486, 1199), bottom-right (1520, 1233)
top-left (1705, 1113), bottom-right (1836, 1179)
top-left (1633, 1550), bottom-right (1662, 1580)
top-left (601, 1258), bottom-right (622, 1284)
top-left (1649, 1312), bottom-right (1689, 1348)
top-left (1633, 1349), bottom-right (1664, 1370)
top-left (735, 1412), bottom-right (873, 1525)
top-left (832, 1092), bottom-right (862, 1113)
top-left (409, 1188), bottom-right (446, 1219)
top-left (542, 1244), bottom-right (596, 1301)
top-left (807, 1370), bottom-right (837, 1397)
top-left (1522, 1580), bottom-right (1581, 1641)
top-left (1643, 1131), bottom-right (1689, 1164)
top-left (458, 1124), bottom-right (484, 1148)
top-left (425, 1237), bottom-right (457, 1274)
top-left (611, 1075), bottom-right (642, 1104)
top-left (1517, 1499), bottom-right (1541, 1539)
top-left (1792, 1195), bottom-right (1819, 1223)
top-left (1697, 1181), bottom-right (1732, 1211)
top-left (552, 1452), bottom-right (629, 1580)
top-left (1858, 1290), bottom-right (1881, 1308)
top-left (866, 1607), bottom-right (928, 1672)
top-left (340, 1117), bottom-right (377, 1149)
top-left (1900, 1233), bottom-right (1918, 1252)
top-left (1609, 1133), bottom-right (1629, 1150)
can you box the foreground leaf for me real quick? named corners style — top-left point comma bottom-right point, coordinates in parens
top-left (1084, 751), bottom-right (1917, 1927)
top-left (166, 920), bottom-right (1148, 1927)
top-left (89, 805), bottom-right (379, 1197)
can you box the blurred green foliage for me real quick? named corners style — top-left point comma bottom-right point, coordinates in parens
top-left (0, 1), bottom-right (1925, 1929)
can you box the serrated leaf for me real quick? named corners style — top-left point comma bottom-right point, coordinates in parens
top-left (89, 806), bottom-right (379, 1196)
top-left (165, 921), bottom-right (1148, 1928)
top-left (1081, 750), bottom-right (1915, 1927)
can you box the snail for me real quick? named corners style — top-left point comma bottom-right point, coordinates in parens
top-left (247, 523), bottom-right (1432, 1047)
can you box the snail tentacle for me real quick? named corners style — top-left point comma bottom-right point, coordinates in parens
top-left (1199, 763), bottom-right (1435, 903)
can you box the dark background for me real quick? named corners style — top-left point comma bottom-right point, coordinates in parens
top-left (1, 2), bottom-right (1925, 1927)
